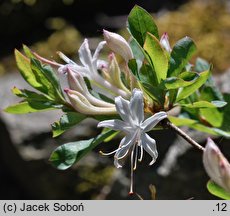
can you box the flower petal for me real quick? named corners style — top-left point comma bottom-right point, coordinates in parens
top-left (93, 41), bottom-right (106, 63)
top-left (57, 51), bottom-right (75, 64)
top-left (130, 89), bottom-right (144, 124)
top-left (63, 64), bottom-right (90, 78)
top-left (114, 133), bottom-right (136, 168)
top-left (141, 133), bottom-right (158, 165)
top-left (142, 111), bottom-right (167, 132)
top-left (115, 96), bottom-right (132, 123)
top-left (78, 39), bottom-right (93, 68)
top-left (97, 119), bottom-right (132, 133)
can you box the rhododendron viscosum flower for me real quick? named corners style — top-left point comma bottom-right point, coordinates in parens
top-left (98, 89), bottom-right (167, 193)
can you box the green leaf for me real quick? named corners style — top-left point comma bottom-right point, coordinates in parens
top-left (128, 59), bottom-right (140, 80)
top-left (169, 116), bottom-right (226, 136)
top-left (4, 101), bottom-right (57, 114)
top-left (141, 82), bottom-right (165, 105)
top-left (168, 89), bottom-right (178, 105)
top-left (49, 129), bottom-right (116, 170)
top-left (176, 70), bottom-right (210, 102)
top-left (30, 58), bottom-right (64, 101)
top-left (168, 116), bottom-right (197, 126)
top-left (144, 33), bottom-right (168, 83)
top-left (195, 57), bottom-right (210, 72)
top-left (52, 112), bottom-right (86, 137)
top-left (168, 37), bottom-right (197, 77)
top-left (128, 5), bottom-right (159, 47)
top-left (165, 72), bottom-right (199, 104)
top-left (216, 93), bottom-right (230, 132)
top-left (163, 77), bottom-right (196, 90)
top-left (23, 44), bottom-right (35, 58)
top-left (199, 107), bottom-right (223, 128)
top-left (12, 87), bottom-right (51, 101)
top-left (190, 124), bottom-right (221, 135)
top-left (130, 38), bottom-right (145, 64)
top-left (15, 49), bottom-right (43, 90)
top-left (102, 128), bottom-right (120, 142)
top-left (178, 71), bottom-right (198, 81)
top-left (180, 101), bottom-right (227, 109)
top-left (200, 76), bottom-right (224, 101)
top-left (15, 50), bottom-right (64, 102)
top-left (207, 180), bottom-right (230, 200)
top-left (139, 62), bottom-right (158, 87)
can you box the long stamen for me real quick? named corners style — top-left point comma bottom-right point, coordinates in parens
top-left (57, 51), bottom-right (76, 64)
top-left (129, 145), bottom-right (135, 195)
top-left (99, 149), bottom-right (118, 156)
top-left (138, 144), bottom-right (143, 162)
top-left (115, 149), bottom-right (130, 160)
top-left (133, 144), bottom-right (138, 171)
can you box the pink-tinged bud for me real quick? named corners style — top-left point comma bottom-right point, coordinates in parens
top-left (160, 32), bottom-right (171, 53)
top-left (66, 69), bottom-right (84, 92)
top-left (108, 53), bottom-right (130, 94)
top-left (66, 69), bottom-right (115, 108)
top-left (203, 138), bottom-right (230, 193)
top-left (103, 29), bottom-right (133, 62)
top-left (64, 88), bottom-right (70, 93)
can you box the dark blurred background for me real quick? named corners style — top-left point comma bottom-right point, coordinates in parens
top-left (0, 0), bottom-right (186, 57)
top-left (1, 0), bottom-right (230, 200)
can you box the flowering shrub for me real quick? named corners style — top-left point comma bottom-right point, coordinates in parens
top-left (5, 6), bottom-right (230, 198)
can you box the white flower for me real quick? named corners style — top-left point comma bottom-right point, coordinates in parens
top-left (58, 39), bottom-right (106, 79)
top-left (97, 89), bottom-right (167, 193)
top-left (203, 138), bottom-right (230, 193)
top-left (58, 39), bottom-right (129, 99)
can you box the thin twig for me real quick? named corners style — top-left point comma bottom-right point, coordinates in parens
top-left (163, 119), bottom-right (204, 152)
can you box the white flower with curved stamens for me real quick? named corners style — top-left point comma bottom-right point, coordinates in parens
top-left (97, 89), bottom-right (167, 194)
top-left (58, 39), bottom-right (130, 99)
top-left (57, 39), bottom-right (106, 78)
top-left (203, 138), bottom-right (230, 193)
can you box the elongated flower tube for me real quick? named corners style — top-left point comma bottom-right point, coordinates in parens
top-left (102, 53), bottom-right (130, 94)
top-left (103, 30), bottom-right (133, 62)
top-left (203, 138), bottom-right (230, 193)
top-left (64, 89), bottom-right (116, 115)
top-left (97, 89), bottom-right (167, 194)
top-left (67, 68), bottom-right (114, 108)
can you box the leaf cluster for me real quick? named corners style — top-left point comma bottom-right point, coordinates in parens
top-left (127, 6), bottom-right (230, 137)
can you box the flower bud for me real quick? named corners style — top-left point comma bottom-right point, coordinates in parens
top-left (67, 69), bottom-right (84, 92)
top-left (160, 32), bottom-right (171, 53)
top-left (103, 30), bottom-right (133, 62)
top-left (203, 138), bottom-right (230, 193)
top-left (64, 88), bottom-right (117, 115)
top-left (108, 53), bottom-right (130, 94)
